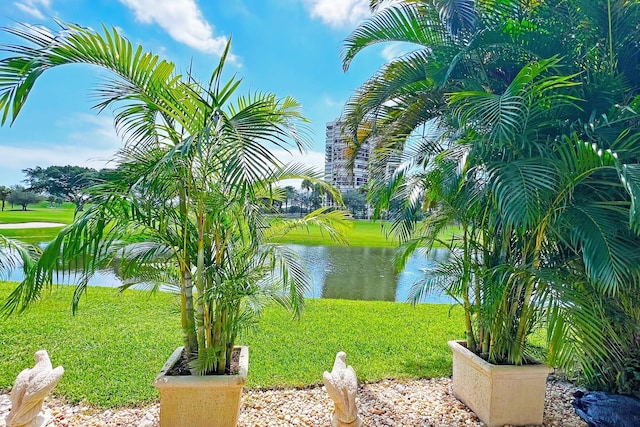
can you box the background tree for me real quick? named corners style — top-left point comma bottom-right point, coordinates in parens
top-left (299, 179), bottom-right (323, 213)
top-left (300, 179), bottom-right (313, 214)
top-left (7, 185), bottom-right (41, 211)
top-left (343, 189), bottom-right (367, 219)
top-left (309, 183), bottom-right (323, 211)
top-left (0, 186), bottom-right (10, 211)
top-left (22, 165), bottom-right (99, 214)
top-left (283, 185), bottom-right (298, 213)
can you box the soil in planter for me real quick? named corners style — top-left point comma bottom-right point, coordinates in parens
top-left (460, 341), bottom-right (543, 366)
top-left (166, 348), bottom-right (241, 376)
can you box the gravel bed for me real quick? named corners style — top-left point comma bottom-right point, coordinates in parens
top-left (0, 377), bottom-right (587, 427)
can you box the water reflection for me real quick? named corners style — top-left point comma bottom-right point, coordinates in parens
top-left (3, 245), bottom-right (454, 304)
top-left (291, 245), bottom-right (453, 303)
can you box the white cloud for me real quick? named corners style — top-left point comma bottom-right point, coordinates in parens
top-left (381, 42), bottom-right (414, 62)
top-left (14, 3), bottom-right (44, 19)
top-left (301, 0), bottom-right (402, 28)
top-left (1, 143), bottom-right (116, 171)
top-left (274, 149), bottom-right (325, 171)
top-left (322, 96), bottom-right (343, 109)
top-left (273, 149), bottom-right (326, 188)
top-left (0, 144), bottom-right (119, 186)
top-left (302, 0), bottom-right (371, 27)
top-left (0, 147), bottom-right (327, 189)
top-left (0, 112), bottom-right (326, 188)
top-left (13, 0), bottom-right (51, 20)
top-left (0, 114), bottom-right (124, 185)
top-left (118, 0), bottom-right (237, 62)
top-left (64, 114), bottom-right (124, 149)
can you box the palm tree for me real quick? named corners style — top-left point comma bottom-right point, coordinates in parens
top-left (300, 179), bottom-right (313, 214)
top-left (340, 0), bottom-right (557, 153)
top-left (447, 58), bottom-right (640, 365)
top-left (0, 22), bottom-right (348, 375)
top-left (343, 0), bottom-right (640, 372)
top-left (0, 186), bottom-right (10, 211)
top-left (283, 185), bottom-right (298, 213)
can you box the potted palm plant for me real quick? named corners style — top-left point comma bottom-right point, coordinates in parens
top-left (353, 61), bottom-right (569, 427)
top-left (341, 1), bottom-right (640, 426)
top-left (0, 23), bottom-right (347, 427)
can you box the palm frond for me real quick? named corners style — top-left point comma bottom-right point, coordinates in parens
top-left (437, 0), bottom-right (477, 36)
top-left (564, 202), bottom-right (640, 295)
top-left (488, 159), bottom-right (559, 229)
top-left (271, 208), bottom-right (352, 246)
top-left (342, 2), bottom-right (447, 71)
top-left (408, 249), bottom-right (466, 305)
top-left (620, 163), bottom-right (640, 234)
top-left (0, 22), bottom-right (188, 135)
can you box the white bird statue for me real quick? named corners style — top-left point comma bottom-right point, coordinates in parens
top-left (5, 350), bottom-right (64, 427)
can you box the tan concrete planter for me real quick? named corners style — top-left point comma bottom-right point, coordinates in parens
top-left (154, 346), bottom-right (249, 427)
top-left (448, 340), bottom-right (551, 427)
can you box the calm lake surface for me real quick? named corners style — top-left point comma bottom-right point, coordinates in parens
top-left (3, 245), bottom-right (454, 304)
top-left (294, 245), bottom-right (453, 303)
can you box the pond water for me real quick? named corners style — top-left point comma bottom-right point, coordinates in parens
top-left (294, 245), bottom-right (453, 303)
top-left (3, 245), bottom-right (454, 304)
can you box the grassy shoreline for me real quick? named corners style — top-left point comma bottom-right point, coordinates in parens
top-left (1, 205), bottom-right (464, 407)
top-left (0, 282), bottom-right (463, 407)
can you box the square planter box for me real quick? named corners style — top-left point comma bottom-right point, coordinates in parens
top-left (154, 346), bottom-right (249, 427)
top-left (448, 340), bottom-right (551, 427)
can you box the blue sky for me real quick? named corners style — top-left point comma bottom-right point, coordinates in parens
top-left (0, 0), bottom-right (406, 186)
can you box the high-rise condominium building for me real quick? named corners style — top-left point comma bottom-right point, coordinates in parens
top-left (324, 119), bottom-right (372, 192)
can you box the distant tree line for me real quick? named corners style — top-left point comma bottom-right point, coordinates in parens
top-left (0, 165), bottom-right (113, 212)
top-left (2, 164), bottom-right (376, 217)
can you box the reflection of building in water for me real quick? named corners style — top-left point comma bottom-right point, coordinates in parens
top-left (324, 119), bottom-right (372, 192)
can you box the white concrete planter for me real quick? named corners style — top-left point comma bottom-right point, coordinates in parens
top-left (448, 340), bottom-right (551, 427)
top-left (154, 346), bottom-right (248, 427)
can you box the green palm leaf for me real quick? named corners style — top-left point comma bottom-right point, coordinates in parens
top-left (565, 203), bottom-right (640, 295)
top-left (437, 0), bottom-right (477, 36)
top-left (620, 164), bottom-right (640, 234)
top-left (342, 2), bottom-right (448, 71)
top-left (488, 159), bottom-right (559, 228)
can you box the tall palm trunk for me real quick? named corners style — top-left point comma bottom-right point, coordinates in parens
top-left (179, 186), bottom-right (197, 356)
top-left (513, 219), bottom-right (550, 362)
top-left (217, 307), bottom-right (228, 373)
top-left (461, 222), bottom-right (476, 350)
top-left (195, 208), bottom-right (207, 363)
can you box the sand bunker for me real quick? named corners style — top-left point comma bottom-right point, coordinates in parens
top-left (0, 222), bottom-right (65, 229)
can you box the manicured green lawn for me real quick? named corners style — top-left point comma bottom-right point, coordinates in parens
top-left (1, 206), bottom-right (461, 248)
top-left (274, 219), bottom-right (398, 247)
top-left (0, 204), bottom-right (74, 243)
top-left (0, 203), bottom-right (75, 224)
top-left (273, 219), bottom-right (460, 248)
top-left (0, 227), bottom-right (66, 244)
top-left (0, 282), bottom-right (464, 407)
top-left (1, 207), bottom-right (463, 406)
